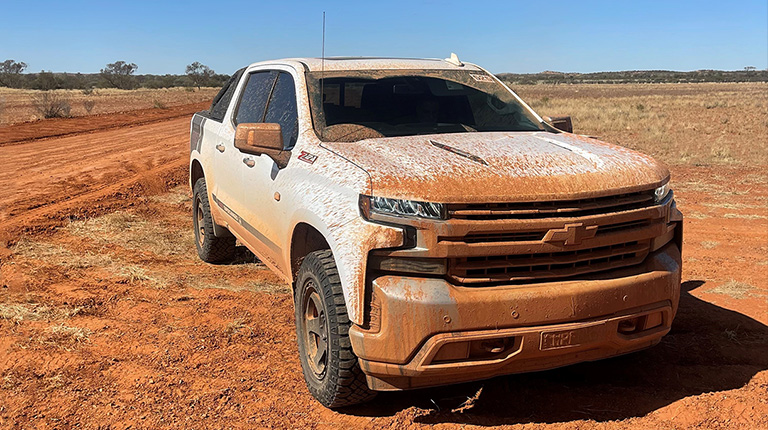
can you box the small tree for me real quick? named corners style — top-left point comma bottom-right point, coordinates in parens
top-left (0, 59), bottom-right (28, 88)
top-left (100, 61), bottom-right (138, 89)
top-left (185, 62), bottom-right (215, 89)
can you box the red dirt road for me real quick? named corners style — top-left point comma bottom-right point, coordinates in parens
top-left (0, 112), bottom-right (766, 429)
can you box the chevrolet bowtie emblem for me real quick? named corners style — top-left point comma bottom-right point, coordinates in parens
top-left (543, 223), bottom-right (598, 245)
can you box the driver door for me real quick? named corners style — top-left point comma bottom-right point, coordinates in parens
top-left (230, 70), bottom-right (287, 268)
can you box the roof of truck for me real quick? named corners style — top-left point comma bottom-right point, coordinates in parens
top-left (249, 56), bottom-right (484, 72)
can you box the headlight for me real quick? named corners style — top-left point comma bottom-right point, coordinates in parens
top-left (369, 256), bottom-right (447, 275)
top-left (360, 195), bottom-right (445, 220)
top-left (654, 182), bottom-right (671, 203)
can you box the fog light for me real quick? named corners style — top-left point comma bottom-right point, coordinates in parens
top-left (618, 319), bottom-right (639, 334)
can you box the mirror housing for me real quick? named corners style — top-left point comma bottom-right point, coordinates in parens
top-left (544, 115), bottom-right (573, 133)
top-left (234, 123), bottom-right (291, 168)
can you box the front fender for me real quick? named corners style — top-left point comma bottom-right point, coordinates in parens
top-left (287, 204), bottom-right (403, 326)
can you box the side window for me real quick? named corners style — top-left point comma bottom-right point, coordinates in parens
top-left (209, 68), bottom-right (244, 122)
top-left (234, 71), bottom-right (276, 125)
top-left (264, 72), bottom-right (299, 149)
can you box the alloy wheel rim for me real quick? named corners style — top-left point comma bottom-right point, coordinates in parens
top-left (195, 198), bottom-right (205, 248)
top-left (302, 281), bottom-right (328, 378)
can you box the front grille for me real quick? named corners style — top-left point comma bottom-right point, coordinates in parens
top-left (437, 188), bottom-right (667, 285)
top-left (447, 190), bottom-right (655, 220)
top-left (450, 240), bottom-right (650, 284)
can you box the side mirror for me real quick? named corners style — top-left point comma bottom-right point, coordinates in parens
top-left (544, 115), bottom-right (573, 133)
top-left (234, 123), bottom-right (291, 168)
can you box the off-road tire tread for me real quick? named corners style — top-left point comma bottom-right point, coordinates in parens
top-left (296, 249), bottom-right (377, 408)
top-left (193, 178), bottom-right (235, 263)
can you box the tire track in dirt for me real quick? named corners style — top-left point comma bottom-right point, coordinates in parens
top-left (0, 158), bottom-right (187, 239)
top-left (0, 115), bottom-right (192, 241)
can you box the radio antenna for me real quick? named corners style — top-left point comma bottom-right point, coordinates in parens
top-left (320, 11), bottom-right (326, 140)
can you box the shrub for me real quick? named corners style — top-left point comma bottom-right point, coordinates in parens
top-left (32, 92), bottom-right (71, 119)
top-left (152, 99), bottom-right (166, 109)
top-left (83, 99), bottom-right (96, 114)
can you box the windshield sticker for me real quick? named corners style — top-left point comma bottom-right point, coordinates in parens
top-left (470, 73), bottom-right (494, 83)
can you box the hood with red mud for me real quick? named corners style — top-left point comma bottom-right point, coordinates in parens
top-left (322, 131), bottom-right (669, 203)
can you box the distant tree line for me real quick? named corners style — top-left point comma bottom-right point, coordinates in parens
top-left (0, 59), bottom-right (230, 90)
top-left (2, 59), bottom-right (766, 90)
top-left (498, 69), bottom-right (768, 85)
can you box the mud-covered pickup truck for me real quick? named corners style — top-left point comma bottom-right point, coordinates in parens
top-left (189, 55), bottom-right (683, 408)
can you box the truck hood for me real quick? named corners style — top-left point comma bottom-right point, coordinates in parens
top-left (321, 131), bottom-right (669, 203)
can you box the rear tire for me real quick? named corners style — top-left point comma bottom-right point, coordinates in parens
top-left (294, 249), bottom-right (376, 408)
top-left (192, 178), bottom-right (235, 263)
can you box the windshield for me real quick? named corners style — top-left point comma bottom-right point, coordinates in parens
top-left (306, 69), bottom-right (544, 142)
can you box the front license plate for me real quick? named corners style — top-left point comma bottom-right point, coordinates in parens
top-left (540, 325), bottom-right (603, 351)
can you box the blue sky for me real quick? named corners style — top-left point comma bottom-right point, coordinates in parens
top-left (1, 0), bottom-right (766, 75)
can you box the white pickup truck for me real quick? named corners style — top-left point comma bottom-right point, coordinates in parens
top-left (189, 56), bottom-right (683, 408)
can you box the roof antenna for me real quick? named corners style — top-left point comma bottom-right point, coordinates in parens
top-left (320, 11), bottom-right (326, 140)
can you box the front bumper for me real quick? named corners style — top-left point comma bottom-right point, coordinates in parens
top-left (350, 242), bottom-right (681, 391)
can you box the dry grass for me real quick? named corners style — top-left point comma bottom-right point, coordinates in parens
top-left (224, 318), bottom-right (251, 336)
top-left (13, 235), bottom-right (168, 288)
top-left (66, 211), bottom-right (193, 258)
top-left (13, 238), bottom-right (114, 273)
top-left (515, 82), bottom-right (768, 166)
top-left (47, 324), bottom-right (92, 344)
top-left (0, 87), bottom-right (218, 125)
top-left (0, 303), bottom-right (83, 323)
top-left (722, 213), bottom-right (768, 220)
top-left (148, 186), bottom-right (192, 205)
top-left (708, 280), bottom-right (761, 299)
top-left (25, 323), bottom-right (95, 350)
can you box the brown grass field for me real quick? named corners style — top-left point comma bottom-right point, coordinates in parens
top-left (0, 87), bottom-right (220, 125)
top-left (0, 83), bottom-right (766, 429)
top-left (515, 82), bottom-right (768, 166)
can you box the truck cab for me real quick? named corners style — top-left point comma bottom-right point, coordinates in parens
top-left (189, 56), bottom-right (683, 408)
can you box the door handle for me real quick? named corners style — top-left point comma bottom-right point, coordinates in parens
top-left (243, 157), bottom-right (255, 168)
top-left (215, 144), bottom-right (225, 153)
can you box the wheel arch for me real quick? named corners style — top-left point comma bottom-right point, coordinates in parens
top-left (190, 158), bottom-right (205, 190)
top-left (290, 222), bottom-right (331, 285)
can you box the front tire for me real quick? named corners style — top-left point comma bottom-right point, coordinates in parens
top-left (294, 250), bottom-right (376, 408)
top-left (192, 178), bottom-right (235, 263)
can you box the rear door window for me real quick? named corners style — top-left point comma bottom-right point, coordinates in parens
top-left (235, 71), bottom-right (277, 125)
top-left (264, 72), bottom-right (299, 149)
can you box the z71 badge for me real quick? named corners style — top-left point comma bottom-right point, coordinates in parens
top-left (298, 151), bottom-right (318, 164)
